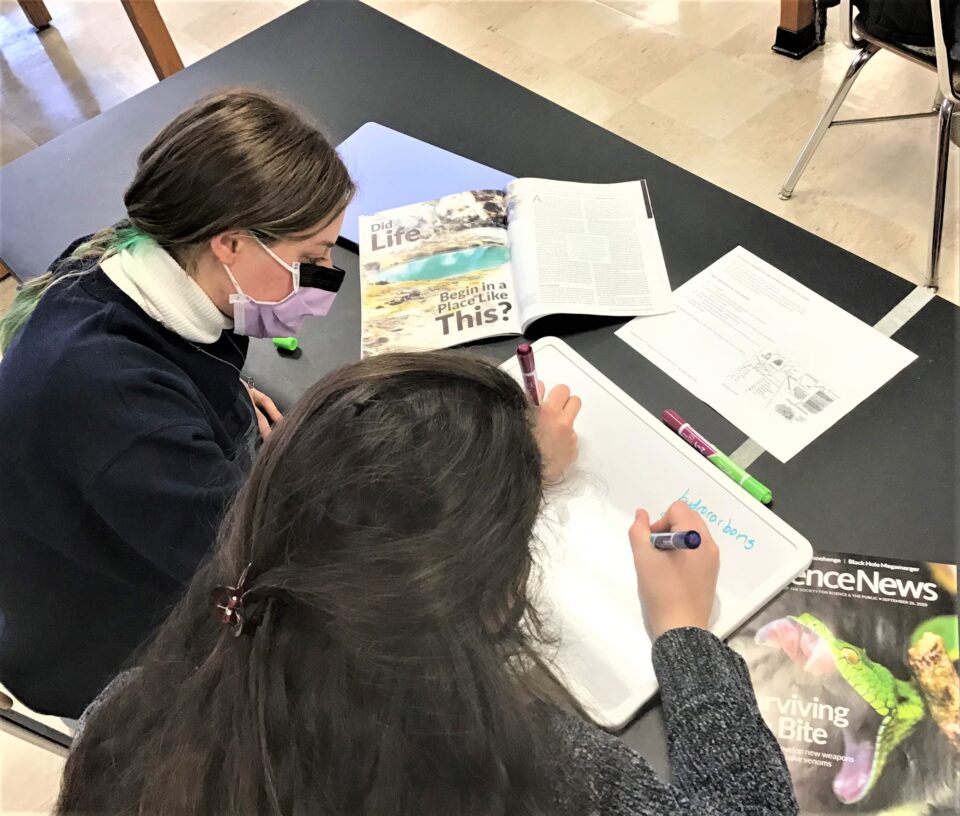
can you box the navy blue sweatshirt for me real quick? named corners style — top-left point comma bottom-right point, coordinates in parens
top-left (0, 244), bottom-right (254, 717)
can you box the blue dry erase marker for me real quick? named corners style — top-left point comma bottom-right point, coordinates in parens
top-left (651, 530), bottom-right (701, 550)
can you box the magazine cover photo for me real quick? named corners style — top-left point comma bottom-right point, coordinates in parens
top-left (359, 189), bottom-right (517, 356)
top-left (730, 555), bottom-right (958, 815)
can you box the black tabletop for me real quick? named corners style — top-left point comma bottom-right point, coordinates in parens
top-left (748, 294), bottom-right (958, 564)
top-left (0, 0), bottom-right (955, 751)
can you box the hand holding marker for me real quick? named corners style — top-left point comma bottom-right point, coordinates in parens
top-left (630, 502), bottom-right (720, 638)
top-left (517, 343), bottom-right (581, 481)
top-left (661, 409), bottom-right (772, 505)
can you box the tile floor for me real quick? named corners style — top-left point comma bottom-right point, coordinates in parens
top-left (0, 0), bottom-right (957, 811)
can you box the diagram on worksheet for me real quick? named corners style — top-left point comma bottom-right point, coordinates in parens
top-left (723, 349), bottom-right (839, 424)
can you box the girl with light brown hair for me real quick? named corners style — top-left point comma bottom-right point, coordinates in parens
top-left (0, 88), bottom-right (355, 718)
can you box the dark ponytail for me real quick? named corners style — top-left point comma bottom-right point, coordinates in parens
top-left (58, 352), bottom-right (581, 816)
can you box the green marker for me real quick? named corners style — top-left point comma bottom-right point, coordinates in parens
top-left (706, 451), bottom-right (772, 505)
top-left (661, 409), bottom-right (773, 505)
top-left (272, 337), bottom-right (298, 352)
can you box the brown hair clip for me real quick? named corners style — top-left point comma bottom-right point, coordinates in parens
top-left (212, 563), bottom-right (255, 637)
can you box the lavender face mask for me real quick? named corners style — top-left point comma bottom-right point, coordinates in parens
top-left (224, 239), bottom-right (345, 339)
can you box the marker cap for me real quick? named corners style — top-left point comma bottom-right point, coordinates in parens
top-left (743, 476), bottom-right (773, 505)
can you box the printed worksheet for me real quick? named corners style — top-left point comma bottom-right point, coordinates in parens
top-left (615, 247), bottom-right (917, 461)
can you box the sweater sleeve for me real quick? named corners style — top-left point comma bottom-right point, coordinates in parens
top-left (81, 420), bottom-right (245, 585)
top-left (652, 627), bottom-right (798, 814)
top-left (549, 628), bottom-right (798, 815)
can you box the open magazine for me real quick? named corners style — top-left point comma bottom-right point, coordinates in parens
top-left (358, 179), bottom-right (673, 355)
top-left (730, 552), bottom-right (959, 815)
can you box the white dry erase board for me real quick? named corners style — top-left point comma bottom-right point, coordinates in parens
top-left (501, 338), bottom-right (812, 729)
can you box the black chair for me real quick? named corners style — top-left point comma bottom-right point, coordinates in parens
top-left (779, 0), bottom-right (959, 289)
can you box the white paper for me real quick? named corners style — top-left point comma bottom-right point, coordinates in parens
top-left (615, 247), bottom-right (917, 462)
top-left (504, 178), bottom-right (674, 325)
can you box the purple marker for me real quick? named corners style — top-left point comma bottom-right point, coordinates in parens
top-left (661, 409), bottom-right (772, 505)
top-left (516, 343), bottom-right (540, 405)
top-left (651, 530), bottom-right (701, 550)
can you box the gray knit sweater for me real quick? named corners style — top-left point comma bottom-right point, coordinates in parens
top-left (547, 627), bottom-right (798, 814)
top-left (79, 628), bottom-right (796, 813)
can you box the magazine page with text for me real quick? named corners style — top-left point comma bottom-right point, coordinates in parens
top-left (505, 178), bottom-right (674, 327)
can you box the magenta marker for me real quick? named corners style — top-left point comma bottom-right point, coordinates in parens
top-left (516, 343), bottom-right (540, 406)
top-left (661, 409), bottom-right (772, 504)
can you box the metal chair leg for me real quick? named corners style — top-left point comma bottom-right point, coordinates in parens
top-left (924, 98), bottom-right (955, 289)
top-left (779, 44), bottom-right (880, 200)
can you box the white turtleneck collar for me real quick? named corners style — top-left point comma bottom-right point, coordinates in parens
top-left (100, 241), bottom-right (233, 344)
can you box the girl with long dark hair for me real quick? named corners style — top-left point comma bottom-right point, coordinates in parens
top-left (57, 352), bottom-right (797, 815)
